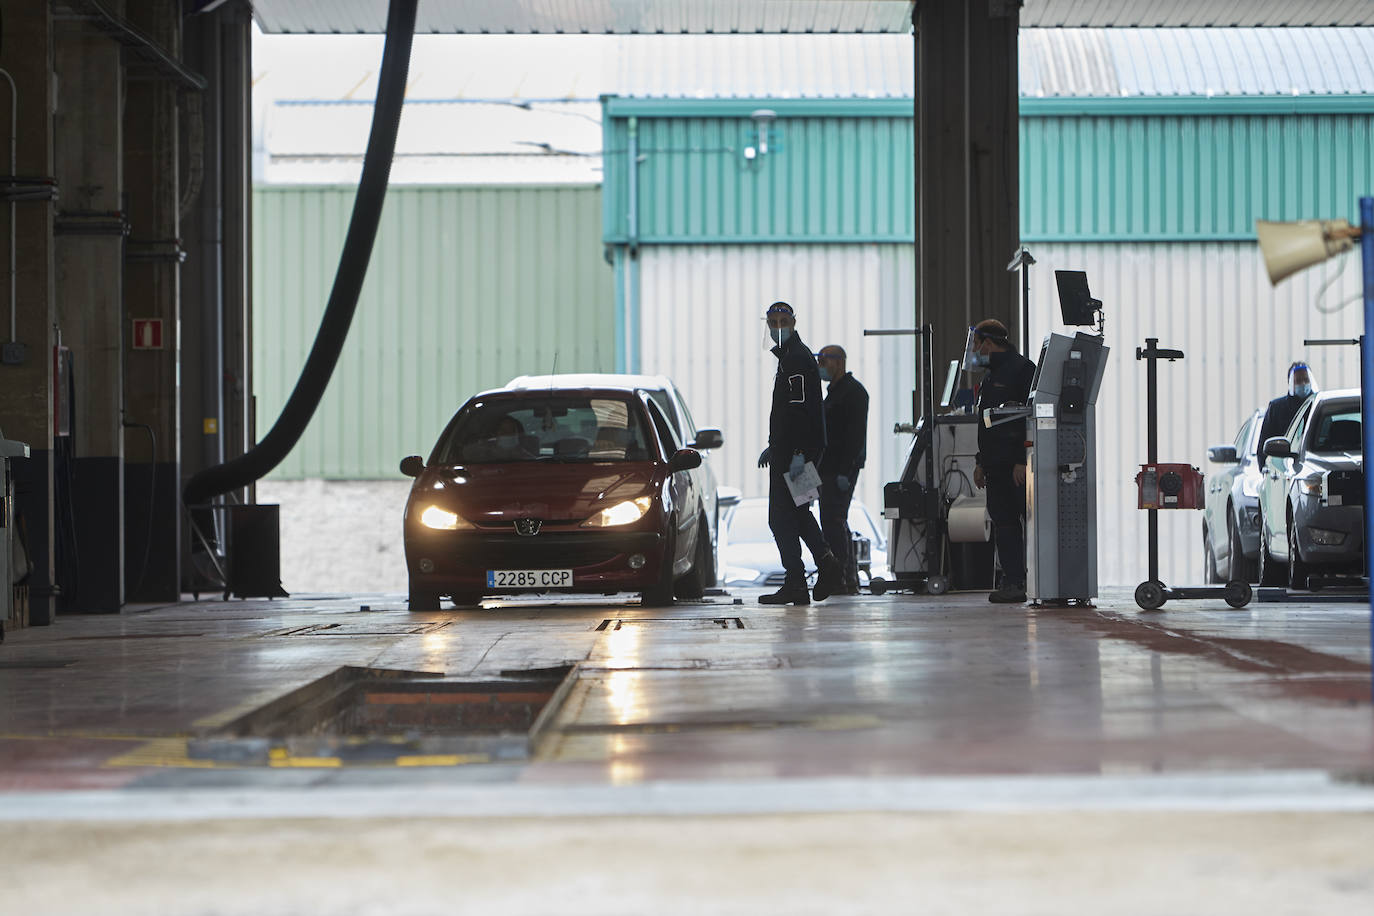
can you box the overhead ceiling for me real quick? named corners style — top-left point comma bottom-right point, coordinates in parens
top-left (249, 0), bottom-right (1374, 35)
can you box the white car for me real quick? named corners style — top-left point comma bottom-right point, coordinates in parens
top-left (719, 495), bottom-right (889, 588)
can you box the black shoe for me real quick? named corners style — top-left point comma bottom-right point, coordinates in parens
top-left (760, 583), bottom-right (810, 605)
top-left (989, 584), bottom-right (1027, 604)
top-left (811, 554), bottom-right (844, 601)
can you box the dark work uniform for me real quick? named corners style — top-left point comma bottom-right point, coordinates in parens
top-left (1255, 393), bottom-right (1308, 460)
top-left (768, 330), bottom-right (830, 585)
top-left (819, 371), bottom-right (869, 589)
top-left (975, 348), bottom-right (1037, 589)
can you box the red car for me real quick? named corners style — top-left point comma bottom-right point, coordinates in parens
top-left (400, 385), bottom-right (714, 609)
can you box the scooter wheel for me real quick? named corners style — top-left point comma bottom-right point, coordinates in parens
top-left (926, 575), bottom-right (950, 596)
top-left (1223, 580), bottom-right (1253, 609)
top-left (1134, 580), bottom-right (1167, 611)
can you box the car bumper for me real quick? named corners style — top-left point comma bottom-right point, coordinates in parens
top-left (1293, 504), bottom-right (1365, 567)
top-left (405, 528), bottom-right (667, 595)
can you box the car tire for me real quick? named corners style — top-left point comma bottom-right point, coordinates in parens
top-left (1256, 513), bottom-right (1286, 587)
top-left (641, 528), bottom-right (676, 607)
top-left (673, 519), bottom-right (712, 600)
top-left (408, 584), bottom-right (441, 611)
top-left (1287, 511), bottom-right (1311, 591)
top-left (1203, 524), bottom-right (1219, 584)
top-left (1228, 514), bottom-right (1257, 583)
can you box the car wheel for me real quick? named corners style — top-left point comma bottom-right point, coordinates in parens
top-left (1203, 524), bottom-right (1219, 584)
top-left (1228, 514), bottom-right (1257, 583)
top-left (408, 584), bottom-right (441, 611)
top-left (673, 519), bottom-right (712, 600)
top-left (641, 529), bottom-right (676, 607)
top-left (1287, 511), bottom-right (1311, 591)
top-left (1256, 512), bottom-right (1286, 587)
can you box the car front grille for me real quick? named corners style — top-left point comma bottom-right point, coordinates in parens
top-left (1328, 469), bottom-right (1364, 507)
top-left (451, 532), bottom-right (661, 570)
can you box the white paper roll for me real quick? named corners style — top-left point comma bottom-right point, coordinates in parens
top-left (947, 497), bottom-right (991, 542)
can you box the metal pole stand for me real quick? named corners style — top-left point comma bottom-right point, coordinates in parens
top-left (1133, 338), bottom-right (1253, 611)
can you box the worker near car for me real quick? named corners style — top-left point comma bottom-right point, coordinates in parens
top-left (816, 345), bottom-right (869, 595)
top-left (1256, 362), bottom-right (1317, 458)
top-left (756, 301), bottom-right (845, 606)
top-left (970, 319), bottom-right (1036, 604)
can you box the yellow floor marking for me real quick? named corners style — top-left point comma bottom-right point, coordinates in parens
top-left (104, 737), bottom-right (221, 769)
top-left (268, 755), bottom-right (343, 768)
top-left (394, 754), bottom-right (488, 767)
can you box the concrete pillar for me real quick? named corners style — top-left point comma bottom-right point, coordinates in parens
top-left (53, 12), bottom-right (126, 613)
top-left (0, 3), bottom-right (58, 625)
top-left (916, 0), bottom-right (1021, 398)
top-left (122, 0), bottom-right (182, 602)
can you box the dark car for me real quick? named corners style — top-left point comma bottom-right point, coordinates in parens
top-left (400, 386), bottom-right (715, 609)
top-left (1257, 388), bottom-right (1365, 589)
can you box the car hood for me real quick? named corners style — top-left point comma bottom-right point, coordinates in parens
top-left (1303, 452), bottom-right (1362, 472)
top-left (721, 541), bottom-right (785, 573)
top-left (418, 463), bottom-right (656, 524)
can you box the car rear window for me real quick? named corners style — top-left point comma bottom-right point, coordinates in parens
top-left (1310, 408), bottom-right (1361, 453)
top-left (432, 395), bottom-right (653, 464)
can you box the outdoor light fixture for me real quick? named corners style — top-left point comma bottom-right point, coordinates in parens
top-left (1256, 201), bottom-right (1373, 699)
top-left (744, 108), bottom-right (777, 162)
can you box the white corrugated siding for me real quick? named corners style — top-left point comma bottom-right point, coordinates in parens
top-left (636, 244), bottom-right (917, 525)
top-left (1027, 242), bottom-right (1365, 586)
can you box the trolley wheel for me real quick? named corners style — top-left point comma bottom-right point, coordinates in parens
top-left (926, 575), bottom-right (950, 596)
top-left (869, 577), bottom-right (889, 596)
top-left (1222, 580), bottom-right (1253, 609)
top-left (1134, 580), bottom-right (1167, 611)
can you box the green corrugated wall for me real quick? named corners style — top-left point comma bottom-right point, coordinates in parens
top-left (252, 185), bottom-right (613, 479)
top-left (601, 97), bottom-right (1374, 244)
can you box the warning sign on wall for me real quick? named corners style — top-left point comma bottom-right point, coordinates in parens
top-left (132, 318), bottom-right (164, 350)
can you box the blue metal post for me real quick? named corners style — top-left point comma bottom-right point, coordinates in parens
top-left (1362, 196), bottom-right (1374, 700)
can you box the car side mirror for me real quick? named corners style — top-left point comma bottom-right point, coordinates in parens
top-left (668, 448), bottom-right (702, 473)
top-left (399, 455), bottom-right (424, 478)
top-left (1207, 445), bottom-right (1238, 464)
top-left (1262, 437), bottom-right (1295, 460)
top-left (693, 428), bottom-right (724, 450)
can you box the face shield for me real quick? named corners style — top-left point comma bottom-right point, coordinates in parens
top-left (962, 327), bottom-right (986, 371)
top-left (1288, 363), bottom-right (1317, 398)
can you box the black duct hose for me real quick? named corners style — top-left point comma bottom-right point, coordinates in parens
top-left (182, 0), bottom-right (417, 507)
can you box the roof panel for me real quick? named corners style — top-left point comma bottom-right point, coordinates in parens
top-left (1022, 0), bottom-right (1374, 27)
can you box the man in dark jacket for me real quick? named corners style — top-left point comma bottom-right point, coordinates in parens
top-left (756, 301), bottom-right (844, 606)
top-left (970, 319), bottom-right (1037, 604)
top-left (817, 345), bottom-right (869, 594)
top-left (1255, 362), bottom-right (1317, 459)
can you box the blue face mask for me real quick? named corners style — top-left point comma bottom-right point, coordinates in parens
top-left (818, 366), bottom-right (832, 382)
top-left (1292, 383), bottom-right (1312, 398)
top-left (769, 327), bottom-right (791, 346)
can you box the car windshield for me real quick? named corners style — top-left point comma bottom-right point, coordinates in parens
top-left (432, 395), bottom-right (653, 465)
top-left (1309, 407), bottom-right (1361, 453)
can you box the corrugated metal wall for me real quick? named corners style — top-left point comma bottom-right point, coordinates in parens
top-left (1027, 242), bottom-right (1365, 586)
top-left (1021, 112), bottom-right (1374, 240)
top-left (604, 111), bottom-right (915, 243)
top-left (636, 244), bottom-right (917, 525)
top-left (252, 185), bottom-right (614, 478)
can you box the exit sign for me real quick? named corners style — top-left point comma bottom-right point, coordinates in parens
top-left (132, 318), bottom-right (164, 350)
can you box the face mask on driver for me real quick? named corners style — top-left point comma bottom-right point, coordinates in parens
top-left (496, 434), bottom-right (518, 449)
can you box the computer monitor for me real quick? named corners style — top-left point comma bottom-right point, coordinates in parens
top-left (1055, 270), bottom-right (1101, 326)
top-left (939, 359), bottom-right (960, 408)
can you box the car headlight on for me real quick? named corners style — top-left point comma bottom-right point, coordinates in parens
top-left (583, 496), bottom-right (653, 528)
top-left (419, 505), bottom-right (472, 530)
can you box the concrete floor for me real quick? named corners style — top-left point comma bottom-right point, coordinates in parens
top-left (2, 585), bottom-right (1372, 913)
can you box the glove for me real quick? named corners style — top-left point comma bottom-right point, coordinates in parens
top-left (788, 453), bottom-right (805, 476)
top-left (836, 475), bottom-right (851, 492)
top-left (757, 447), bottom-right (771, 469)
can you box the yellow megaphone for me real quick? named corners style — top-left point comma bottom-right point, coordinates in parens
top-left (1255, 218), bottom-right (1359, 285)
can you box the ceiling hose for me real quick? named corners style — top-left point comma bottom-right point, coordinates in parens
top-left (182, 0), bottom-right (417, 506)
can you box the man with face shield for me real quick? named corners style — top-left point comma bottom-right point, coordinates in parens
top-left (755, 301), bottom-right (845, 605)
top-left (969, 319), bottom-right (1037, 604)
top-left (1255, 362), bottom-right (1318, 459)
